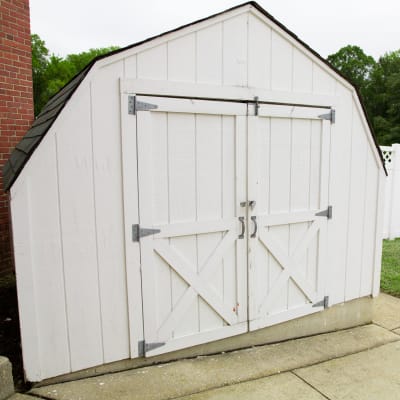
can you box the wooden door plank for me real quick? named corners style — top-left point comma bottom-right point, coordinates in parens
top-left (258, 104), bottom-right (328, 120)
top-left (136, 98), bottom-right (248, 356)
top-left (249, 304), bottom-right (321, 331)
top-left (235, 116), bottom-right (248, 323)
top-left (137, 95), bottom-right (246, 116)
top-left (158, 229), bottom-right (237, 338)
top-left (147, 322), bottom-right (248, 357)
top-left (257, 228), bottom-right (318, 315)
top-left (258, 211), bottom-right (318, 227)
top-left (137, 110), bottom-right (159, 347)
top-left (154, 241), bottom-right (237, 325)
top-left (154, 219), bottom-right (236, 238)
top-left (167, 112), bottom-right (199, 338)
top-left (248, 108), bottom-right (329, 329)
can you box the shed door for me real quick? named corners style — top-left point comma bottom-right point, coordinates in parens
top-left (247, 105), bottom-right (331, 331)
top-left (136, 96), bottom-right (248, 357)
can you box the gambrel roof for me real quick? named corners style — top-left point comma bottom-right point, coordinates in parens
top-left (2, 1), bottom-right (385, 190)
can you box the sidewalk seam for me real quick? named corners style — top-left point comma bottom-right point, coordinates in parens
top-left (291, 371), bottom-right (331, 400)
top-left (372, 322), bottom-right (400, 331)
top-left (17, 392), bottom-right (54, 400)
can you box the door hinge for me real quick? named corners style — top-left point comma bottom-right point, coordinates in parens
top-left (315, 205), bottom-right (332, 219)
top-left (313, 296), bottom-right (329, 309)
top-left (138, 340), bottom-right (165, 356)
top-left (132, 224), bottom-right (161, 242)
top-left (318, 109), bottom-right (335, 123)
top-left (254, 96), bottom-right (260, 116)
top-left (128, 95), bottom-right (158, 115)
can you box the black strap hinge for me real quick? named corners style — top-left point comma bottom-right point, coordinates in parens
top-left (318, 109), bottom-right (335, 123)
top-left (313, 296), bottom-right (329, 309)
top-left (138, 340), bottom-right (165, 356)
top-left (132, 224), bottom-right (161, 242)
top-left (315, 205), bottom-right (332, 219)
top-left (128, 95), bottom-right (158, 115)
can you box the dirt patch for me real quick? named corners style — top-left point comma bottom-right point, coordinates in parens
top-left (0, 272), bottom-right (30, 391)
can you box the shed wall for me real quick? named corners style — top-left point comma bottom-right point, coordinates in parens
top-left (10, 5), bottom-right (384, 381)
top-left (98, 6), bottom-right (382, 304)
top-left (11, 78), bottom-right (130, 380)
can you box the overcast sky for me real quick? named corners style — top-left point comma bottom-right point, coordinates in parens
top-left (30, 0), bottom-right (400, 60)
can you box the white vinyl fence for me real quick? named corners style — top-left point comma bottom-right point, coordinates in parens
top-left (381, 144), bottom-right (400, 239)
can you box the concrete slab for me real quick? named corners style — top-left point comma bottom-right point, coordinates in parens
top-left (9, 395), bottom-right (41, 400)
top-left (31, 325), bottom-right (399, 400)
top-left (373, 293), bottom-right (400, 330)
top-left (295, 340), bottom-right (400, 400)
top-left (176, 373), bottom-right (326, 400)
top-left (40, 296), bottom-right (372, 386)
top-left (0, 356), bottom-right (14, 400)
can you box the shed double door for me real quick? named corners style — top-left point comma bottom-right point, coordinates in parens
top-left (134, 96), bottom-right (331, 357)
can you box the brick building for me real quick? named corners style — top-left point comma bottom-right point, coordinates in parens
top-left (0, 0), bottom-right (33, 274)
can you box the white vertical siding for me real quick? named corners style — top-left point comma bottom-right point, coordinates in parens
top-left (91, 62), bottom-right (130, 363)
top-left (248, 14), bottom-right (271, 89)
top-left (55, 81), bottom-right (104, 371)
top-left (168, 34), bottom-right (196, 82)
top-left (326, 83), bottom-right (353, 305)
top-left (292, 48), bottom-right (313, 93)
top-left (373, 170), bottom-right (386, 296)
top-left (345, 106), bottom-right (368, 301)
top-left (312, 64), bottom-right (336, 95)
top-left (196, 23), bottom-right (223, 84)
top-left (137, 44), bottom-right (167, 80)
top-left (23, 134), bottom-right (70, 379)
top-left (11, 177), bottom-right (41, 382)
top-left (271, 31), bottom-right (292, 92)
top-left (124, 55), bottom-right (137, 79)
top-left (360, 152), bottom-right (379, 297)
top-left (327, 85), bottom-right (382, 304)
top-left (222, 14), bottom-right (248, 86)
top-left (11, 134), bottom-right (71, 381)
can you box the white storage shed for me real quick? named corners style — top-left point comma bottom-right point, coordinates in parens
top-left (4, 2), bottom-right (386, 382)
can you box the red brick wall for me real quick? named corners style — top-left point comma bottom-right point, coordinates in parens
top-left (0, 0), bottom-right (33, 275)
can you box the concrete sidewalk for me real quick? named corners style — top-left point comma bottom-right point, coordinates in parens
top-left (14, 294), bottom-right (400, 400)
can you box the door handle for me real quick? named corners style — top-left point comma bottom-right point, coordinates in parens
top-left (250, 216), bottom-right (257, 238)
top-left (238, 217), bottom-right (245, 239)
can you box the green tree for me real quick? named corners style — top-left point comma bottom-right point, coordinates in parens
top-left (327, 45), bottom-right (375, 96)
top-left (31, 34), bottom-right (119, 115)
top-left (368, 51), bottom-right (400, 144)
top-left (31, 34), bottom-right (50, 115)
top-left (327, 45), bottom-right (400, 145)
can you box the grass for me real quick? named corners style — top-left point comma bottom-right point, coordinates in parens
top-left (381, 238), bottom-right (400, 298)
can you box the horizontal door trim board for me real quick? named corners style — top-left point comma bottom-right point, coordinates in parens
top-left (120, 79), bottom-right (338, 108)
top-left (249, 303), bottom-right (323, 331)
top-left (146, 322), bottom-right (248, 357)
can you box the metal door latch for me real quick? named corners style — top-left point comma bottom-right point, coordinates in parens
top-left (240, 200), bottom-right (256, 209)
